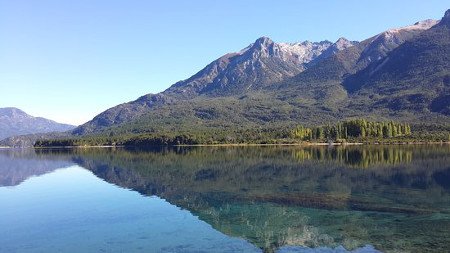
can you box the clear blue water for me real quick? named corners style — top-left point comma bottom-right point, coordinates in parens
top-left (0, 146), bottom-right (449, 252)
top-left (0, 166), bottom-right (260, 253)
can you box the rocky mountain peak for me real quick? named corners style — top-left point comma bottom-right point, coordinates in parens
top-left (254, 36), bottom-right (274, 47)
top-left (333, 37), bottom-right (357, 50)
top-left (335, 37), bottom-right (349, 43)
top-left (245, 36), bottom-right (277, 58)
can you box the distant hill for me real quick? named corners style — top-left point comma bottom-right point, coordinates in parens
top-left (0, 107), bottom-right (75, 140)
top-left (69, 10), bottom-right (449, 137)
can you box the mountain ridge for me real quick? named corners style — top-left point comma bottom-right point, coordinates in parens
top-left (165, 36), bottom-right (357, 97)
top-left (72, 10), bottom-right (450, 137)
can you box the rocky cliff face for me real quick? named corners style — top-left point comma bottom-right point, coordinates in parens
top-left (165, 37), bottom-right (355, 97)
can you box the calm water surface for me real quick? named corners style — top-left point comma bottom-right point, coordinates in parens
top-left (0, 145), bottom-right (449, 253)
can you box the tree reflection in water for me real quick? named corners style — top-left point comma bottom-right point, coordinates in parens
top-left (27, 145), bottom-right (450, 252)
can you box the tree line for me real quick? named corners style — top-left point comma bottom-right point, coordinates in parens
top-left (292, 119), bottom-right (412, 141)
top-left (34, 119), bottom-right (449, 148)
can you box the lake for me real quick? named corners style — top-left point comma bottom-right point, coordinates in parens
top-left (0, 145), bottom-right (449, 252)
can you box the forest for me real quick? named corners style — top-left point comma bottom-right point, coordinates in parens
top-left (34, 119), bottom-right (449, 147)
top-left (292, 120), bottom-right (412, 141)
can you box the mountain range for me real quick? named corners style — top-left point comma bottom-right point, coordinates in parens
top-left (0, 108), bottom-right (75, 141)
top-left (71, 10), bottom-right (450, 137)
top-left (43, 10), bottom-right (450, 138)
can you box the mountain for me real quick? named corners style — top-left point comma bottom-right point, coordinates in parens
top-left (74, 37), bottom-right (356, 134)
top-left (0, 108), bottom-right (75, 141)
top-left (72, 10), bottom-right (449, 137)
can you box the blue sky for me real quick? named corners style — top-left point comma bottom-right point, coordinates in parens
top-left (0, 0), bottom-right (448, 125)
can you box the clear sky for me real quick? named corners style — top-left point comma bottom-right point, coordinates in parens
top-left (0, 0), bottom-right (448, 125)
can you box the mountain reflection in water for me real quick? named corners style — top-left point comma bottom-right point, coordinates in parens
top-left (1, 145), bottom-right (450, 253)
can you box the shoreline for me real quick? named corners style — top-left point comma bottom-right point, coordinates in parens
top-left (178, 141), bottom-right (450, 147)
top-left (21, 141), bottom-right (450, 149)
